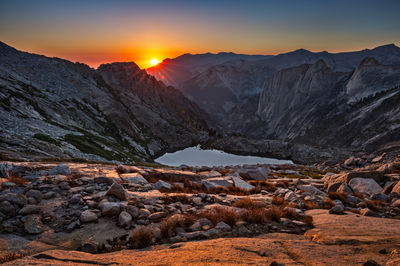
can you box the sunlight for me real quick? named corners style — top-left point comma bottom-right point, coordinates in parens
top-left (151, 58), bottom-right (159, 66)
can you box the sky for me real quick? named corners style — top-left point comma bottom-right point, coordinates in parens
top-left (0, 0), bottom-right (399, 69)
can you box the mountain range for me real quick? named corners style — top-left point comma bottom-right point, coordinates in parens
top-left (1, 41), bottom-right (400, 163)
top-left (0, 41), bottom-right (211, 163)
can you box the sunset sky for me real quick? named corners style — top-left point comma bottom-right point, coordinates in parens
top-left (1, 0), bottom-right (399, 69)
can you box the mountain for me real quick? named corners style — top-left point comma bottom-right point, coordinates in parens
top-left (0, 41), bottom-right (211, 162)
top-left (256, 58), bottom-right (400, 152)
top-left (148, 44), bottom-right (400, 124)
top-left (181, 60), bottom-right (276, 121)
top-left (146, 52), bottom-right (271, 89)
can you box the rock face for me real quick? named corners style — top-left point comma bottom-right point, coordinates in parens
top-left (0, 41), bottom-right (211, 162)
top-left (256, 58), bottom-right (400, 152)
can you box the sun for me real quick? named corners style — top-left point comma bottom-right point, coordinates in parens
top-left (151, 58), bottom-right (159, 66)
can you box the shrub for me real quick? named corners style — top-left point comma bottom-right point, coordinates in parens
top-left (303, 200), bottom-right (320, 210)
top-left (0, 252), bottom-right (23, 263)
top-left (364, 200), bottom-right (386, 211)
top-left (323, 198), bottom-right (335, 209)
top-left (128, 226), bottom-right (154, 249)
top-left (271, 196), bottom-right (285, 206)
top-left (233, 197), bottom-right (265, 209)
top-left (265, 206), bottom-right (282, 222)
top-left (198, 206), bottom-right (240, 226)
top-left (351, 192), bottom-right (365, 199)
top-left (159, 214), bottom-right (195, 238)
top-left (160, 194), bottom-right (192, 205)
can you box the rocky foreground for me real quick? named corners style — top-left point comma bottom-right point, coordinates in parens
top-left (1, 153), bottom-right (400, 264)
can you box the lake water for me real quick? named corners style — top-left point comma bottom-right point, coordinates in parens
top-left (155, 146), bottom-right (293, 167)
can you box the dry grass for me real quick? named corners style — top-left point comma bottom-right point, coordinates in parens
top-left (364, 200), bottom-right (386, 211)
top-left (303, 200), bottom-right (320, 210)
top-left (8, 174), bottom-right (26, 186)
top-left (159, 214), bottom-right (196, 238)
top-left (160, 194), bottom-right (192, 205)
top-left (323, 198), bottom-right (335, 209)
top-left (233, 197), bottom-right (265, 209)
top-left (271, 196), bottom-right (285, 206)
top-left (128, 226), bottom-right (154, 249)
top-left (248, 180), bottom-right (277, 192)
top-left (198, 206), bottom-right (240, 227)
top-left (328, 192), bottom-right (348, 204)
top-left (351, 192), bottom-right (365, 199)
top-left (276, 180), bottom-right (289, 188)
top-left (0, 252), bottom-right (23, 263)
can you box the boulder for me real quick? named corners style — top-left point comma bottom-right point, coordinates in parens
top-left (206, 177), bottom-right (233, 188)
top-left (231, 176), bottom-right (255, 191)
top-left (154, 180), bottom-right (172, 190)
top-left (80, 210), bottom-right (98, 223)
top-left (0, 193), bottom-right (27, 206)
top-left (119, 211), bottom-right (132, 227)
top-left (214, 221), bottom-right (231, 231)
top-left (121, 173), bottom-right (149, 185)
top-left (349, 178), bottom-right (383, 195)
top-left (149, 211), bottom-right (167, 221)
top-left (49, 164), bottom-right (71, 175)
top-left (106, 183), bottom-right (127, 201)
top-left (94, 176), bottom-right (115, 185)
top-left (0, 200), bottom-right (16, 216)
top-left (100, 202), bottom-right (121, 216)
top-left (238, 167), bottom-right (270, 181)
top-left (360, 208), bottom-right (376, 217)
top-left (297, 184), bottom-right (326, 196)
top-left (19, 205), bottom-right (40, 215)
top-left (25, 190), bottom-right (42, 203)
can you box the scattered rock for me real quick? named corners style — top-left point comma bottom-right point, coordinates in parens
top-left (24, 215), bottom-right (44, 234)
top-left (49, 164), bottom-right (71, 175)
top-left (80, 210), bottom-right (98, 223)
top-left (106, 183), bottom-right (127, 200)
top-left (119, 211), bottom-right (132, 227)
top-left (154, 180), bottom-right (172, 190)
top-left (349, 178), bottom-right (383, 195)
top-left (19, 205), bottom-right (40, 215)
top-left (215, 221), bottom-right (231, 231)
top-left (101, 202), bottom-right (121, 216)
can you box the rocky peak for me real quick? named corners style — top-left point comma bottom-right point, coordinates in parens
top-left (98, 62), bottom-right (141, 75)
top-left (357, 57), bottom-right (380, 68)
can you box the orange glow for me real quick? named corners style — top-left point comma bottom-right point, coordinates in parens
top-left (151, 58), bottom-right (159, 66)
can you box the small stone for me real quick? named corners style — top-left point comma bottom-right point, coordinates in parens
top-left (154, 180), bottom-right (172, 190)
top-left (119, 211), bottom-right (132, 227)
top-left (59, 182), bottom-right (70, 190)
top-left (19, 205), bottom-right (40, 215)
top-left (24, 189), bottom-right (42, 199)
top-left (0, 200), bottom-right (16, 216)
top-left (101, 202), bottom-right (121, 216)
top-left (138, 208), bottom-right (151, 219)
top-left (106, 183), bottom-right (127, 201)
top-left (80, 210), bottom-right (98, 223)
top-left (43, 192), bottom-right (56, 199)
top-left (215, 221), bottom-right (231, 231)
top-left (148, 211), bottom-right (167, 221)
top-left (69, 194), bottom-right (82, 205)
top-left (0, 193), bottom-right (27, 206)
top-left (49, 164), bottom-right (71, 175)
top-left (24, 215), bottom-right (43, 234)
top-left (363, 259), bottom-right (380, 266)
